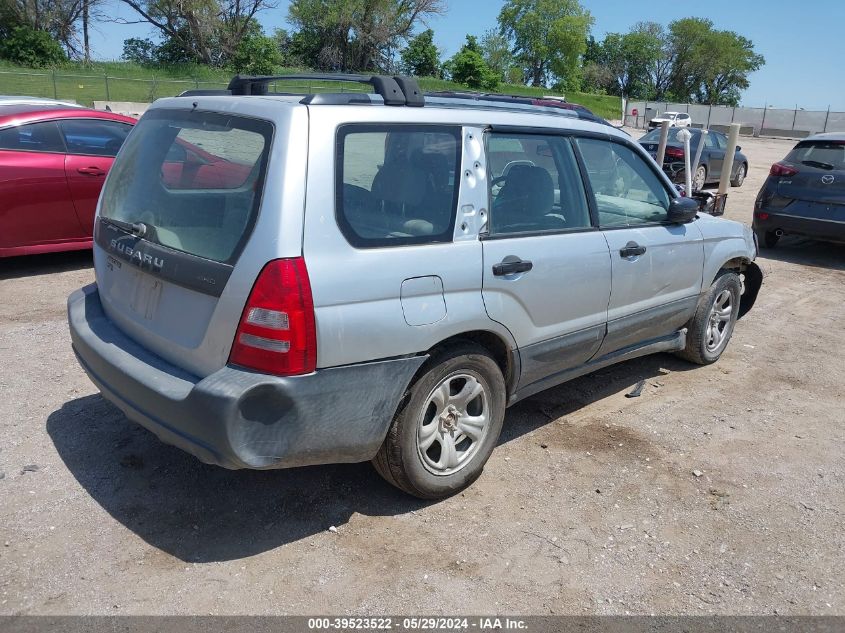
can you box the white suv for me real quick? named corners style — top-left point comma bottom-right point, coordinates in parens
top-left (649, 111), bottom-right (692, 129)
top-left (67, 74), bottom-right (762, 498)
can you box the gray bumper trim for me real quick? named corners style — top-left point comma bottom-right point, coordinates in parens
top-left (68, 284), bottom-right (425, 469)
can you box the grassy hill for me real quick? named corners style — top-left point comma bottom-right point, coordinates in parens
top-left (0, 61), bottom-right (621, 119)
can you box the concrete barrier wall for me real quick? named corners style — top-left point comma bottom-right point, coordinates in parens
top-left (92, 101), bottom-right (150, 118)
top-left (625, 100), bottom-right (844, 138)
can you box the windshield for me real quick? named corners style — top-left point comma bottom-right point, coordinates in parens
top-left (785, 140), bottom-right (845, 170)
top-left (99, 109), bottom-right (272, 264)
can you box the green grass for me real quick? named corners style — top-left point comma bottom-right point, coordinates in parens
top-left (0, 61), bottom-right (621, 119)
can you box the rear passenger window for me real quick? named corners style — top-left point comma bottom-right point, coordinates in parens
top-left (0, 121), bottom-right (65, 153)
top-left (59, 119), bottom-right (131, 157)
top-left (575, 138), bottom-right (670, 227)
top-left (487, 133), bottom-right (591, 235)
top-left (337, 125), bottom-right (460, 247)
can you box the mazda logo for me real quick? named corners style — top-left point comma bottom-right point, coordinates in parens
top-left (821, 174), bottom-right (835, 184)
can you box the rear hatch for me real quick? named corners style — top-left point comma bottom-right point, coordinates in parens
top-left (777, 139), bottom-right (845, 205)
top-left (93, 103), bottom-right (296, 378)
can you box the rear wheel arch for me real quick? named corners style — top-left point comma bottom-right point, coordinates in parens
top-left (414, 331), bottom-right (516, 397)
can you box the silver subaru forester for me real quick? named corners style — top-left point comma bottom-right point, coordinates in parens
top-left (67, 74), bottom-right (762, 499)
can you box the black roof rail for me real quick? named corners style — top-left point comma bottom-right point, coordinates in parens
top-left (226, 73), bottom-right (420, 106)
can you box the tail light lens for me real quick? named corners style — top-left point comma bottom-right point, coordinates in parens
top-left (665, 147), bottom-right (685, 159)
top-left (229, 258), bottom-right (317, 376)
top-left (770, 162), bottom-right (798, 177)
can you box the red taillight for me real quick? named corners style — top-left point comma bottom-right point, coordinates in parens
top-left (770, 162), bottom-right (798, 177)
top-left (229, 257), bottom-right (317, 376)
top-left (755, 211), bottom-right (770, 220)
top-left (665, 147), bottom-right (685, 159)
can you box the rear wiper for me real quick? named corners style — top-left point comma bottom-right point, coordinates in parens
top-left (101, 217), bottom-right (159, 241)
top-left (801, 160), bottom-right (834, 170)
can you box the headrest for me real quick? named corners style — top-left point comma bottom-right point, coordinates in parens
top-left (500, 165), bottom-right (554, 215)
top-left (370, 163), bottom-right (427, 206)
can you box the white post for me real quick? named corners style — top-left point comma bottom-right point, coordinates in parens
top-left (677, 128), bottom-right (693, 196)
top-left (691, 129), bottom-right (708, 191)
top-left (655, 119), bottom-right (671, 168)
top-left (718, 123), bottom-right (741, 196)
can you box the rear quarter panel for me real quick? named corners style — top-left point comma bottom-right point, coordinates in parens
top-left (302, 109), bottom-right (521, 369)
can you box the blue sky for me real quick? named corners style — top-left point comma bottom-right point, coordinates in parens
top-left (90, 0), bottom-right (845, 110)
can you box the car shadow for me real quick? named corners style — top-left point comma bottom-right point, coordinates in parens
top-left (47, 353), bottom-right (693, 563)
top-left (757, 237), bottom-right (845, 271)
top-left (0, 250), bottom-right (93, 280)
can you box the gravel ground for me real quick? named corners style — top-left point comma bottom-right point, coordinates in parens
top-left (0, 132), bottom-right (843, 616)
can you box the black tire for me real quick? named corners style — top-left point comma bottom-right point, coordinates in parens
top-left (372, 343), bottom-right (506, 499)
top-left (757, 229), bottom-right (780, 249)
top-left (693, 164), bottom-right (707, 191)
top-left (677, 271), bottom-right (742, 365)
top-left (731, 163), bottom-right (747, 187)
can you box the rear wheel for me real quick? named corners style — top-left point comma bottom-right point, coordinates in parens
top-left (693, 165), bottom-right (707, 191)
top-left (731, 163), bottom-right (747, 187)
top-left (373, 343), bottom-right (506, 499)
top-left (677, 271), bottom-right (741, 365)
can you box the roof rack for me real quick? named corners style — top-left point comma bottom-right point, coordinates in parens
top-left (175, 74), bottom-right (613, 128)
top-left (227, 73), bottom-right (423, 106)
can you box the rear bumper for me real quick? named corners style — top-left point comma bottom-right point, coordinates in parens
top-left (753, 207), bottom-right (845, 243)
top-left (68, 284), bottom-right (425, 469)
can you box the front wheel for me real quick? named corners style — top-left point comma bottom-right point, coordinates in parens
top-left (677, 272), bottom-right (741, 365)
top-left (373, 343), bottom-right (506, 499)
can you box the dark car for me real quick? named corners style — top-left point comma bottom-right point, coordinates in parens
top-left (753, 133), bottom-right (845, 248)
top-left (0, 103), bottom-right (136, 257)
top-left (639, 127), bottom-right (749, 191)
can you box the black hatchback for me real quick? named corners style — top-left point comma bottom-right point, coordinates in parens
top-left (753, 133), bottom-right (845, 248)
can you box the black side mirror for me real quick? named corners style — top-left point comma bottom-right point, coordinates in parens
top-left (667, 196), bottom-right (699, 223)
top-left (736, 146), bottom-right (742, 152)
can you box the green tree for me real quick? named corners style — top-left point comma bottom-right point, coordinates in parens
top-left (401, 29), bottom-right (440, 77)
top-left (498, 0), bottom-right (593, 87)
top-left (444, 35), bottom-right (499, 90)
top-left (117, 0), bottom-right (274, 66)
top-left (231, 28), bottom-right (282, 74)
top-left (666, 17), bottom-right (763, 105)
top-left (600, 30), bottom-right (662, 98)
top-left (287, 0), bottom-right (445, 72)
top-left (0, 25), bottom-right (67, 67)
top-left (121, 37), bottom-right (158, 65)
top-left (480, 28), bottom-right (513, 82)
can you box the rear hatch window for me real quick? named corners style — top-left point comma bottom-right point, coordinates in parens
top-left (779, 139), bottom-right (845, 204)
top-left (100, 109), bottom-right (273, 263)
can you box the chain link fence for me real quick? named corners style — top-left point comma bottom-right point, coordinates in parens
top-left (0, 69), bottom-right (368, 106)
top-left (623, 99), bottom-right (845, 138)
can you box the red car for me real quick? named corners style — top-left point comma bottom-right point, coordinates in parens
top-left (0, 104), bottom-right (136, 257)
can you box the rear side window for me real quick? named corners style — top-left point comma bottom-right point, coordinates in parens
top-left (786, 140), bottom-right (845, 170)
top-left (59, 119), bottom-right (132, 157)
top-left (336, 124), bottom-right (461, 247)
top-left (100, 109), bottom-right (272, 264)
top-left (0, 121), bottom-right (65, 153)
